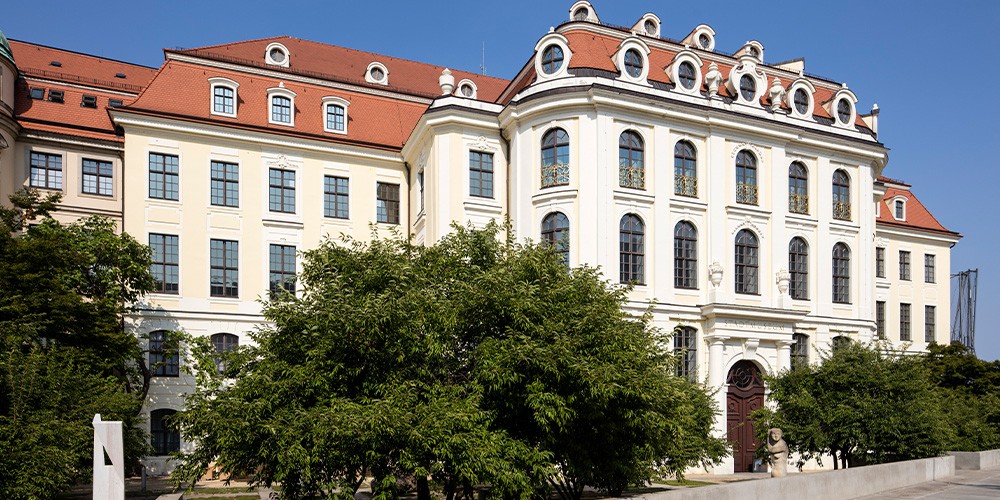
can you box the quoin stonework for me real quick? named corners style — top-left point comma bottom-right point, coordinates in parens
top-left (0, 1), bottom-right (960, 475)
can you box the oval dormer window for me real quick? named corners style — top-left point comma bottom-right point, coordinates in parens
top-left (678, 61), bottom-right (697, 90)
top-left (739, 74), bottom-right (756, 101)
top-left (749, 46), bottom-right (760, 58)
top-left (574, 7), bottom-right (589, 21)
top-left (794, 88), bottom-right (809, 115)
top-left (698, 33), bottom-right (711, 49)
top-left (269, 47), bottom-right (286, 64)
top-left (541, 45), bottom-right (564, 74)
top-left (837, 98), bottom-right (851, 124)
top-left (370, 67), bottom-right (385, 81)
top-left (460, 83), bottom-right (474, 97)
top-left (644, 19), bottom-right (656, 36)
top-left (624, 49), bottom-right (643, 78)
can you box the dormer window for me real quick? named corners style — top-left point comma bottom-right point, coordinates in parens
top-left (81, 95), bottom-right (97, 108)
top-left (209, 77), bottom-right (239, 118)
top-left (749, 46), bottom-right (760, 58)
top-left (794, 89), bottom-right (809, 114)
top-left (624, 49), bottom-right (644, 78)
top-left (456, 79), bottom-right (478, 99)
top-left (739, 74), bottom-right (756, 101)
top-left (29, 87), bottom-right (44, 100)
top-left (698, 33), bottom-right (711, 49)
top-left (48, 90), bottom-right (64, 103)
top-left (574, 7), bottom-right (589, 20)
top-left (322, 96), bottom-right (350, 134)
top-left (644, 19), bottom-right (657, 36)
top-left (264, 43), bottom-right (290, 68)
top-left (365, 62), bottom-right (389, 85)
top-left (267, 86), bottom-right (296, 126)
top-left (894, 199), bottom-right (905, 220)
top-left (837, 98), bottom-right (851, 124)
top-left (678, 62), bottom-right (696, 90)
top-left (541, 45), bottom-right (564, 74)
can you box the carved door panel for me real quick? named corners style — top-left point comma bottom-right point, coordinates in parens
top-left (727, 361), bottom-right (766, 472)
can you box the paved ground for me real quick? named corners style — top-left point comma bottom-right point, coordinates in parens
top-left (857, 468), bottom-right (1000, 499)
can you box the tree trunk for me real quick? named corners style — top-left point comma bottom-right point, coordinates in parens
top-left (832, 449), bottom-right (840, 470)
top-left (417, 476), bottom-right (431, 500)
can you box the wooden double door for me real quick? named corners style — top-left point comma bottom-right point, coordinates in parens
top-left (726, 360), bottom-right (765, 472)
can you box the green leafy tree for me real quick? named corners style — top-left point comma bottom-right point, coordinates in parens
top-left (174, 223), bottom-right (726, 499)
top-left (0, 189), bottom-right (155, 498)
top-left (754, 341), bottom-right (947, 469)
top-left (922, 343), bottom-right (1000, 451)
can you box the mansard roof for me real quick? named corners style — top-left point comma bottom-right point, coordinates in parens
top-left (171, 36), bottom-right (510, 102)
top-left (877, 181), bottom-right (959, 238)
top-left (9, 40), bottom-right (157, 142)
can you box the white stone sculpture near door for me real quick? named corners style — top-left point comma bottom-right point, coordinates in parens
top-left (93, 414), bottom-right (125, 500)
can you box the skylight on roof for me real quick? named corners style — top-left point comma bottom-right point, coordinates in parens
top-left (50, 61), bottom-right (62, 67)
top-left (115, 73), bottom-right (126, 79)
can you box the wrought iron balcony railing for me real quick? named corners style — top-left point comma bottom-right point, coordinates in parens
top-left (736, 183), bottom-right (758, 205)
top-left (619, 163), bottom-right (645, 189)
top-left (833, 201), bottom-right (852, 221)
top-left (541, 163), bottom-right (570, 188)
top-left (789, 193), bottom-right (809, 214)
top-left (675, 174), bottom-right (697, 197)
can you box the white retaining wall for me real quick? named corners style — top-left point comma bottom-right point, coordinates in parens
top-left (950, 450), bottom-right (1000, 470)
top-left (638, 456), bottom-right (955, 500)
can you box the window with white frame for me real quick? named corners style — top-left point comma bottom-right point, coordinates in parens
top-left (323, 96), bottom-right (349, 134)
top-left (209, 77), bottom-right (239, 117)
top-left (267, 87), bottom-right (296, 126)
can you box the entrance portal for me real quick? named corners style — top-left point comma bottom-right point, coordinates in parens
top-left (726, 360), bottom-right (765, 472)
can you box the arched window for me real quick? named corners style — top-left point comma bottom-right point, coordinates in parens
top-left (619, 214), bottom-right (645, 284)
top-left (148, 330), bottom-right (178, 377)
top-left (541, 212), bottom-right (570, 265)
top-left (623, 49), bottom-right (643, 78)
top-left (674, 221), bottom-right (698, 289)
top-left (735, 151), bottom-right (758, 205)
top-left (270, 95), bottom-right (292, 124)
top-left (677, 61), bottom-right (697, 90)
top-left (735, 229), bottom-right (759, 294)
top-left (791, 333), bottom-right (809, 369)
top-left (213, 85), bottom-right (235, 115)
top-left (788, 162), bottom-right (808, 214)
top-left (788, 237), bottom-right (808, 300)
top-left (832, 170), bottom-right (851, 220)
top-left (541, 45), bottom-right (564, 74)
top-left (150, 409), bottom-right (180, 455)
top-left (674, 326), bottom-right (697, 380)
top-left (674, 141), bottom-right (697, 197)
top-left (832, 335), bottom-right (851, 349)
top-left (540, 128), bottom-right (570, 188)
top-left (211, 333), bottom-right (239, 373)
top-left (832, 242), bottom-right (851, 304)
top-left (618, 131), bottom-right (644, 189)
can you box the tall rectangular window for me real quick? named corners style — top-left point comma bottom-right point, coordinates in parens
top-left (899, 251), bottom-right (911, 281)
top-left (269, 244), bottom-right (296, 295)
top-left (925, 305), bottom-right (936, 343)
top-left (900, 303), bottom-right (911, 341)
top-left (876, 301), bottom-right (886, 339)
top-left (149, 233), bottom-right (179, 294)
top-left (213, 86), bottom-right (234, 114)
top-left (376, 182), bottom-right (400, 224)
top-left (149, 153), bottom-right (179, 200)
top-left (875, 247), bottom-right (885, 278)
top-left (210, 239), bottom-right (239, 298)
top-left (674, 327), bottom-right (697, 380)
top-left (323, 175), bottom-right (349, 219)
top-left (30, 152), bottom-right (63, 190)
top-left (82, 159), bottom-right (113, 196)
top-left (469, 151), bottom-right (494, 198)
top-left (924, 254), bottom-right (936, 283)
top-left (268, 168), bottom-right (295, 213)
top-left (210, 161), bottom-right (239, 207)
top-left (149, 331), bottom-right (179, 377)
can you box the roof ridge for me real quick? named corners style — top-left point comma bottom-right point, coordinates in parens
top-left (176, 35), bottom-right (291, 54)
top-left (119, 59), bottom-right (171, 111)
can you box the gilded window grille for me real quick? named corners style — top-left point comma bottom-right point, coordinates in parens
top-left (619, 161), bottom-right (645, 189)
top-left (736, 182), bottom-right (758, 205)
top-left (675, 174), bottom-right (697, 197)
top-left (789, 193), bottom-right (809, 214)
top-left (541, 163), bottom-right (570, 188)
top-left (832, 201), bottom-right (851, 220)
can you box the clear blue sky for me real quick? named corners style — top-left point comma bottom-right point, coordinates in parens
top-left (5, 1), bottom-right (999, 358)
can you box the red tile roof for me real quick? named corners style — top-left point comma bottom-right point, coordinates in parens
top-left (877, 186), bottom-right (959, 237)
top-left (123, 60), bottom-right (428, 150)
top-left (173, 36), bottom-right (510, 102)
top-left (15, 82), bottom-right (127, 141)
top-left (9, 40), bottom-right (157, 93)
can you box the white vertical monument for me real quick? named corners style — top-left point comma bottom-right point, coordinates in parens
top-left (93, 414), bottom-right (125, 500)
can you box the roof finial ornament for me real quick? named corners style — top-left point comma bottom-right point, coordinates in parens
top-left (705, 62), bottom-right (722, 98)
top-left (439, 68), bottom-right (455, 96)
top-left (549, 26), bottom-right (555, 33)
top-left (769, 77), bottom-right (785, 112)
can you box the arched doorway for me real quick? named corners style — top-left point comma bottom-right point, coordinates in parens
top-left (726, 360), bottom-right (765, 472)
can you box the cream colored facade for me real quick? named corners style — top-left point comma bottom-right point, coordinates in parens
top-left (1, 2), bottom-right (962, 477)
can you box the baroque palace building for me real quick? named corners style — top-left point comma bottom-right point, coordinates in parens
top-left (0, 1), bottom-right (961, 475)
